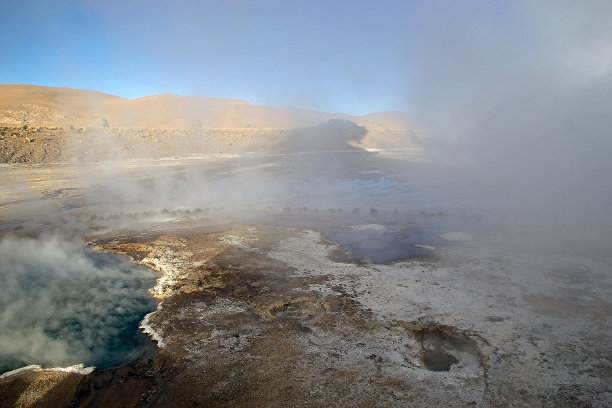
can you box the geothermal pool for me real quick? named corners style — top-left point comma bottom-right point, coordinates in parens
top-left (0, 236), bottom-right (156, 374)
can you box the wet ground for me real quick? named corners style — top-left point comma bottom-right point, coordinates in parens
top-left (1, 151), bottom-right (611, 407)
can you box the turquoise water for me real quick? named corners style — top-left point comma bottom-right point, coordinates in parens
top-left (0, 237), bottom-right (157, 374)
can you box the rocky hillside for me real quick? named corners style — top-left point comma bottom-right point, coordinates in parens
top-left (0, 125), bottom-right (285, 164)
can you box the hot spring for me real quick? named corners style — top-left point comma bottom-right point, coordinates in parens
top-left (0, 234), bottom-right (157, 374)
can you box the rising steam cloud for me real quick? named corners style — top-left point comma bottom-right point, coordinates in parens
top-left (406, 1), bottom-right (612, 248)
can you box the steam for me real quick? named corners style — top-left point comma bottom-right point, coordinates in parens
top-left (42, 0), bottom-right (609, 251)
top-left (405, 1), bottom-right (612, 249)
top-left (0, 234), bottom-right (155, 372)
top-left (55, 120), bottom-right (370, 223)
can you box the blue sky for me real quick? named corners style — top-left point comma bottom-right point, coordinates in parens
top-left (1, 1), bottom-right (610, 115)
top-left (0, 0), bottom-right (474, 114)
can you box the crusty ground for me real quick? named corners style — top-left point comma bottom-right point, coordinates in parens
top-left (0, 228), bottom-right (490, 407)
top-left (2, 223), bottom-right (612, 407)
top-left (1, 158), bottom-right (609, 407)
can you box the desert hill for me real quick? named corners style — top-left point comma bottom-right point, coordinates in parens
top-left (0, 84), bottom-right (411, 130)
top-left (0, 85), bottom-right (420, 163)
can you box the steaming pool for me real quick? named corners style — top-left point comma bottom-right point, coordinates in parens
top-left (0, 237), bottom-right (156, 374)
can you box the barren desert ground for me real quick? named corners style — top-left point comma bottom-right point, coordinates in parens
top-left (1, 148), bottom-right (611, 407)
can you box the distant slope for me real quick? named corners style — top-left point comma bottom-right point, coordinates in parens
top-left (0, 85), bottom-right (412, 130)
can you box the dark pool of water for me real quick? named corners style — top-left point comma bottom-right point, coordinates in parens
top-left (274, 210), bottom-right (445, 263)
top-left (422, 350), bottom-right (459, 371)
top-left (325, 225), bottom-right (442, 263)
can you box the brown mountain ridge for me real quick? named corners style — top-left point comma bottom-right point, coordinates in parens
top-left (0, 84), bottom-right (411, 130)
